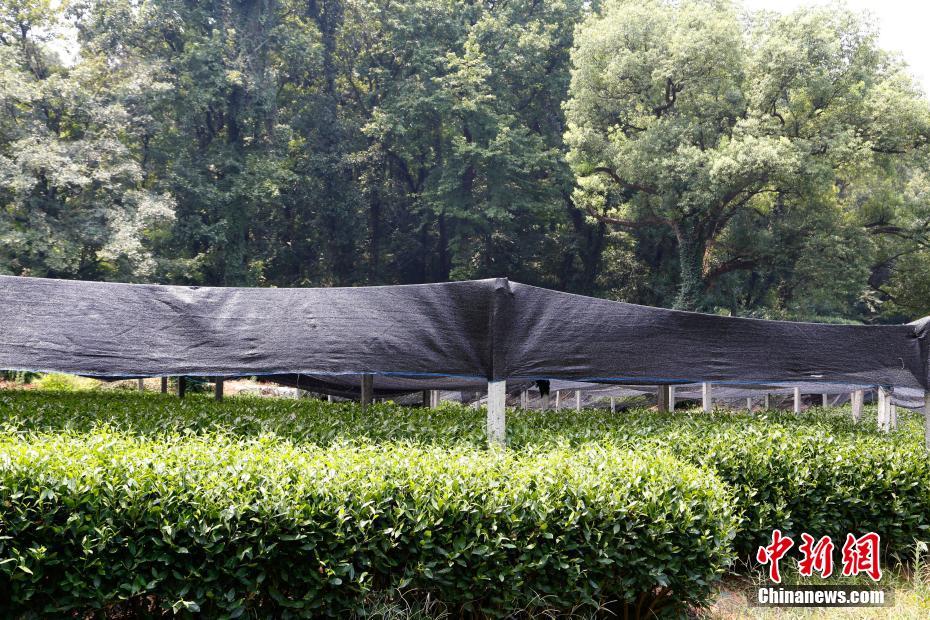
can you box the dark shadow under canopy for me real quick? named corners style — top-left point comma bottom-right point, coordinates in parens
top-left (1, 275), bottom-right (928, 393)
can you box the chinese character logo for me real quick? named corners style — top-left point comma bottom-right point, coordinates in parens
top-left (756, 530), bottom-right (881, 583)
top-left (841, 532), bottom-right (882, 581)
top-left (756, 529), bottom-right (794, 583)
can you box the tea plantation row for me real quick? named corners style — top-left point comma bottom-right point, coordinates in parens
top-left (0, 391), bottom-right (927, 617)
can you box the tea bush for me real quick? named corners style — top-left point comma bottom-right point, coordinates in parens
top-left (0, 390), bottom-right (927, 614)
top-left (0, 427), bottom-right (736, 618)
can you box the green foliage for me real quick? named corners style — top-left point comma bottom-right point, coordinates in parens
top-left (565, 0), bottom-right (930, 312)
top-left (1, 392), bottom-right (928, 567)
top-left (0, 398), bottom-right (736, 616)
top-left (33, 373), bottom-right (98, 392)
top-left (3, 0), bottom-right (930, 319)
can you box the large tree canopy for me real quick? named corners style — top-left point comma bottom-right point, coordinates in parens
top-left (565, 0), bottom-right (930, 310)
top-left (2, 0), bottom-right (930, 322)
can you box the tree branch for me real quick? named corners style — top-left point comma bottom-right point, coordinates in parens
top-left (587, 166), bottom-right (658, 195)
top-left (704, 256), bottom-right (757, 284)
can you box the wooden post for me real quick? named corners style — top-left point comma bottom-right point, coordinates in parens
top-left (137, 378), bottom-right (144, 392)
top-left (851, 390), bottom-right (863, 423)
top-left (487, 380), bottom-right (506, 445)
top-left (793, 387), bottom-right (801, 414)
top-left (575, 390), bottom-right (581, 412)
top-left (214, 378), bottom-right (224, 401)
top-left (160, 377), bottom-right (168, 394)
top-left (657, 385), bottom-right (669, 412)
top-left (178, 377), bottom-right (187, 399)
top-left (702, 382), bottom-right (712, 413)
top-left (669, 385), bottom-right (676, 411)
top-left (360, 374), bottom-right (374, 411)
top-left (610, 397), bottom-right (616, 413)
top-left (924, 391), bottom-right (930, 451)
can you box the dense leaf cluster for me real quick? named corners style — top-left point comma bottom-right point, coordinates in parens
top-left (3, 1), bottom-right (930, 318)
top-left (0, 391), bottom-right (926, 615)
top-left (0, 427), bottom-right (734, 616)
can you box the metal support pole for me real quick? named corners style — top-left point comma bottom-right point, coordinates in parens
top-left (702, 382), bottom-right (712, 413)
top-left (360, 374), bottom-right (374, 411)
top-left (160, 377), bottom-right (168, 394)
top-left (851, 390), bottom-right (863, 423)
top-left (487, 380), bottom-right (507, 446)
top-left (214, 378), bottom-right (224, 401)
top-left (793, 387), bottom-right (801, 414)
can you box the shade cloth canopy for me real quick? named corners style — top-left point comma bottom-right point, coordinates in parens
top-left (1, 275), bottom-right (927, 391)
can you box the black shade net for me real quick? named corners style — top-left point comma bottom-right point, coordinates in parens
top-left (1, 276), bottom-right (927, 395)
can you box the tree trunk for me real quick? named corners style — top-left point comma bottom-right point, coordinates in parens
top-left (674, 223), bottom-right (707, 311)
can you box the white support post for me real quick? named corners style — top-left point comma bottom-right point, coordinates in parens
top-left (137, 378), bottom-right (145, 392)
top-left (429, 390), bottom-right (441, 408)
top-left (924, 391), bottom-right (930, 451)
top-left (555, 390), bottom-right (561, 410)
top-left (541, 392), bottom-right (550, 411)
top-left (851, 390), bottom-right (863, 423)
top-left (360, 374), bottom-right (374, 411)
top-left (746, 397), bottom-right (752, 412)
top-left (822, 393), bottom-right (829, 409)
top-left (521, 390), bottom-right (528, 410)
top-left (764, 393), bottom-right (770, 410)
top-left (610, 397), bottom-right (616, 413)
top-left (575, 390), bottom-right (581, 412)
top-left (793, 387), bottom-right (801, 414)
top-left (702, 382), bottom-right (712, 413)
top-left (877, 387), bottom-right (890, 432)
top-left (327, 394), bottom-right (334, 403)
top-left (669, 386), bottom-right (676, 411)
top-left (487, 380), bottom-right (507, 446)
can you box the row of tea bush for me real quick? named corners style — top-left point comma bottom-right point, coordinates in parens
top-left (0, 391), bottom-right (928, 616)
top-left (0, 428), bottom-right (735, 617)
